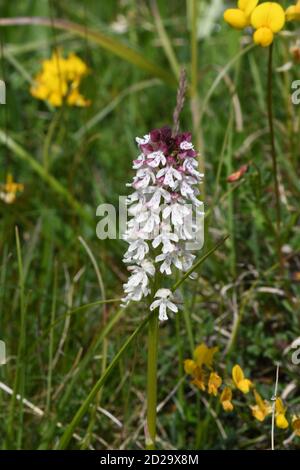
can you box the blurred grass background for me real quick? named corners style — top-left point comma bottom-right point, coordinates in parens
top-left (0, 0), bottom-right (300, 449)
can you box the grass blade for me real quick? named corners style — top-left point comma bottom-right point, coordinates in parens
top-left (0, 17), bottom-right (177, 87)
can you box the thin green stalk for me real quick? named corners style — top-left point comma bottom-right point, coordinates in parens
top-left (175, 314), bottom-right (185, 406)
top-left (146, 312), bottom-right (159, 450)
top-left (190, 0), bottom-right (198, 97)
top-left (271, 364), bottom-right (280, 450)
top-left (46, 263), bottom-right (57, 414)
top-left (189, 0), bottom-right (204, 176)
top-left (7, 227), bottom-right (26, 447)
top-left (151, 0), bottom-right (180, 80)
top-left (226, 111), bottom-right (236, 277)
top-left (42, 110), bottom-right (62, 170)
top-left (267, 44), bottom-right (283, 273)
top-left (182, 299), bottom-right (194, 354)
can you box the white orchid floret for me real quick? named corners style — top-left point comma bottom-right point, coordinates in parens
top-left (156, 166), bottom-right (182, 190)
top-left (180, 141), bottom-right (194, 150)
top-left (133, 167), bottom-right (156, 189)
top-left (183, 159), bottom-right (203, 179)
top-left (128, 200), bottom-right (146, 217)
top-left (152, 228), bottom-right (178, 253)
top-left (155, 251), bottom-right (183, 275)
top-left (163, 202), bottom-right (191, 227)
top-left (136, 134), bottom-right (150, 145)
top-left (123, 239), bottom-right (149, 263)
top-left (133, 154), bottom-right (146, 169)
top-left (150, 289), bottom-right (178, 321)
top-left (180, 180), bottom-right (194, 198)
top-left (140, 209), bottom-right (161, 234)
top-left (126, 191), bottom-right (140, 205)
top-left (147, 187), bottom-right (171, 209)
top-left (181, 251), bottom-right (196, 271)
top-left (121, 259), bottom-right (155, 306)
top-left (147, 151), bottom-right (166, 168)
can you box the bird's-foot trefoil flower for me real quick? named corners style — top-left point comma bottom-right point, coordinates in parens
top-left (251, 2), bottom-right (285, 47)
top-left (250, 389), bottom-right (272, 421)
top-left (286, 1), bottom-right (300, 21)
top-left (0, 173), bottom-right (24, 204)
top-left (292, 415), bottom-right (300, 436)
top-left (275, 397), bottom-right (289, 429)
top-left (220, 387), bottom-right (234, 412)
top-left (232, 364), bottom-right (253, 393)
top-left (224, 0), bottom-right (259, 29)
top-left (184, 343), bottom-right (219, 392)
top-left (224, 1), bottom-right (286, 47)
top-left (194, 343), bottom-right (218, 369)
top-left (31, 50), bottom-right (90, 107)
top-left (208, 372), bottom-right (222, 396)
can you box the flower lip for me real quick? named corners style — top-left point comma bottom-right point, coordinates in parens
top-left (253, 27), bottom-right (274, 47)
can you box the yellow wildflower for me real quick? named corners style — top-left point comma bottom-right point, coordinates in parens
top-left (208, 372), bottom-right (222, 396)
top-left (31, 50), bottom-right (90, 107)
top-left (184, 358), bottom-right (207, 391)
top-left (0, 173), bottom-right (24, 204)
top-left (292, 415), bottom-right (300, 436)
top-left (184, 359), bottom-right (197, 376)
top-left (184, 344), bottom-right (219, 392)
top-left (251, 2), bottom-right (286, 47)
top-left (220, 387), bottom-right (234, 412)
top-left (250, 389), bottom-right (272, 422)
top-left (232, 364), bottom-right (253, 394)
top-left (275, 397), bottom-right (289, 429)
top-left (191, 368), bottom-right (207, 392)
top-left (224, 0), bottom-right (259, 30)
top-left (194, 343), bottom-right (218, 370)
top-left (286, 1), bottom-right (300, 21)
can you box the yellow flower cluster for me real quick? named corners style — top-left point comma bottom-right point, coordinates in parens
top-left (0, 173), bottom-right (24, 204)
top-left (184, 343), bottom-right (300, 435)
top-left (286, 0), bottom-right (300, 21)
top-left (184, 344), bottom-right (254, 411)
top-left (31, 51), bottom-right (90, 107)
top-left (184, 344), bottom-right (221, 395)
top-left (224, 1), bottom-right (300, 47)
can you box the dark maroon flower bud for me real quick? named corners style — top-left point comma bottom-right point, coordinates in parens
top-left (150, 129), bottom-right (161, 142)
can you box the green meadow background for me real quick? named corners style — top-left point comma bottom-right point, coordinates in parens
top-left (0, 0), bottom-right (299, 449)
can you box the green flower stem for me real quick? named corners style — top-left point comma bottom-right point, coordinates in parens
top-left (146, 311), bottom-right (159, 450)
top-left (267, 44), bottom-right (283, 273)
